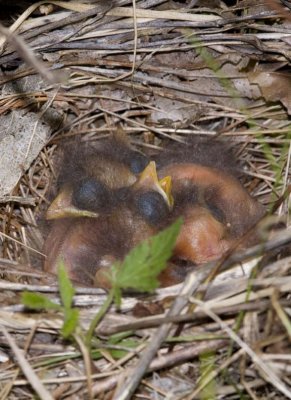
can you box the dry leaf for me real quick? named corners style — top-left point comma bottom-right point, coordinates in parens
top-left (0, 108), bottom-right (62, 196)
top-left (249, 71), bottom-right (291, 114)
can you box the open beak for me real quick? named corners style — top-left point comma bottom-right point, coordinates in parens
top-left (159, 176), bottom-right (174, 208)
top-left (137, 161), bottom-right (173, 208)
top-left (46, 187), bottom-right (99, 220)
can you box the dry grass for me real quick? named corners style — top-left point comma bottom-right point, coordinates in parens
top-left (0, 0), bottom-right (290, 398)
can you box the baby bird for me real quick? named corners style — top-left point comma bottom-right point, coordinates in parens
top-left (44, 137), bottom-right (172, 287)
top-left (47, 135), bottom-right (149, 220)
top-left (157, 137), bottom-right (265, 266)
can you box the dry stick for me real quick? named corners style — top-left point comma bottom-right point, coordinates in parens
top-left (19, 0), bottom-right (163, 43)
top-left (271, 290), bottom-right (291, 339)
top-left (0, 0), bottom-right (166, 65)
top-left (0, 24), bottom-right (64, 85)
top-left (186, 348), bottom-right (245, 400)
top-left (95, 104), bottom-right (182, 140)
top-left (1, 326), bottom-right (53, 400)
top-left (0, 324), bottom-right (38, 399)
top-left (73, 334), bottom-right (93, 400)
top-left (92, 339), bottom-right (228, 396)
top-left (21, 1), bottom-right (118, 42)
top-left (0, 196), bottom-right (35, 205)
top-left (266, 0), bottom-right (291, 21)
top-left (188, 299), bottom-right (291, 400)
top-left (69, 65), bottom-right (236, 98)
top-left (0, 231), bottom-right (45, 257)
top-left (112, 273), bottom-right (202, 400)
top-left (112, 228), bottom-right (291, 400)
top-left (25, 88), bottom-right (60, 159)
top-left (99, 299), bottom-right (291, 336)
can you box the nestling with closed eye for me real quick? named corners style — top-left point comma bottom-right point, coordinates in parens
top-left (157, 137), bottom-right (265, 268)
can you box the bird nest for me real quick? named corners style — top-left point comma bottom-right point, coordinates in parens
top-left (0, 0), bottom-right (290, 399)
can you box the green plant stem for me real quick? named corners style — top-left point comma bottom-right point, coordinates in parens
top-left (85, 289), bottom-right (114, 348)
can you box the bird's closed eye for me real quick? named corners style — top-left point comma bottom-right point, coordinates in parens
top-left (204, 187), bottom-right (225, 223)
top-left (72, 178), bottom-right (111, 212)
top-left (128, 152), bottom-right (149, 174)
top-left (205, 202), bottom-right (225, 224)
top-left (134, 191), bottom-right (170, 226)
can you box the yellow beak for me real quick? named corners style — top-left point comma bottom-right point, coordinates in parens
top-left (46, 187), bottom-right (99, 220)
top-left (159, 175), bottom-right (174, 208)
top-left (137, 161), bottom-right (173, 208)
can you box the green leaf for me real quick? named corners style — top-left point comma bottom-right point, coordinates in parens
top-left (108, 338), bottom-right (139, 359)
top-left (111, 219), bottom-right (182, 293)
top-left (199, 351), bottom-right (217, 400)
top-left (22, 292), bottom-right (61, 311)
top-left (91, 350), bottom-right (103, 360)
top-left (108, 332), bottom-right (133, 344)
top-left (57, 261), bottom-right (75, 310)
top-left (61, 308), bottom-right (79, 338)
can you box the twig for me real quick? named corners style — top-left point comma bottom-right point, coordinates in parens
top-left (0, 196), bottom-right (35, 205)
top-left (112, 272), bottom-right (219, 399)
top-left (92, 339), bottom-right (228, 396)
top-left (1, 326), bottom-right (54, 400)
top-left (188, 299), bottom-right (291, 400)
top-left (0, 24), bottom-right (65, 85)
top-left (98, 298), bottom-right (291, 335)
